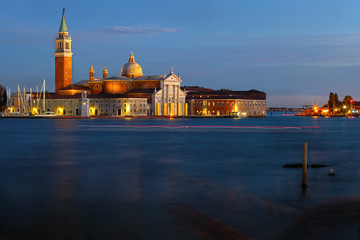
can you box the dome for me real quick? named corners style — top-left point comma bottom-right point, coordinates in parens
top-left (121, 51), bottom-right (143, 78)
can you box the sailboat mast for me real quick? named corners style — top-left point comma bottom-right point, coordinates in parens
top-left (7, 87), bottom-right (10, 109)
top-left (23, 87), bottom-right (26, 113)
top-left (30, 88), bottom-right (32, 111)
top-left (36, 86), bottom-right (39, 109)
top-left (43, 79), bottom-right (45, 113)
top-left (17, 84), bottom-right (20, 112)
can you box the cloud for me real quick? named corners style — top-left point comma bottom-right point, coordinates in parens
top-left (207, 34), bottom-right (360, 67)
top-left (98, 26), bottom-right (179, 35)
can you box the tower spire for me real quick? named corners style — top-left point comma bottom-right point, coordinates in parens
top-left (59, 8), bottom-right (68, 33)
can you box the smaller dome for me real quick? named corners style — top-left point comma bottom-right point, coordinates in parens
top-left (121, 51), bottom-right (143, 78)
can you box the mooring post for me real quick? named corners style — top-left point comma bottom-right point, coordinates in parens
top-left (302, 142), bottom-right (308, 188)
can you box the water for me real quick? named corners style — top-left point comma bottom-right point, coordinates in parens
top-left (0, 114), bottom-right (360, 239)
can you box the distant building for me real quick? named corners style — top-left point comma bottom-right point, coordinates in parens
top-left (184, 87), bottom-right (266, 117)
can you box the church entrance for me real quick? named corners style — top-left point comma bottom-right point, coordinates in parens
top-left (117, 109), bottom-right (121, 116)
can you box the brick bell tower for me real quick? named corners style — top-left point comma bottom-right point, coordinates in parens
top-left (55, 8), bottom-right (73, 94)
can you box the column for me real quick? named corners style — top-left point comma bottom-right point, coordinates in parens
top-left (166, 84), bottom-right (169, 115)
top-left (156, 102), bottom-right (160, 116)
top-left (162, 84), bottom-right (165, 115)
top-left (177, 85), bottom-right (180, 115)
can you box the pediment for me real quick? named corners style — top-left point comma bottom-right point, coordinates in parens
top-left (164, 73), bottom-right (182, 82)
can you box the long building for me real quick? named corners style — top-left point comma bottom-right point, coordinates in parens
top-left (184, 87), bottom-right (266, 117)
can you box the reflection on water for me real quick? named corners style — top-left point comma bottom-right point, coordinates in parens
top-left (0, 116), bottom-right (360, 239)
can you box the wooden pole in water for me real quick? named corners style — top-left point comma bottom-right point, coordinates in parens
top-left (302, 142), bottom-right (308, 188)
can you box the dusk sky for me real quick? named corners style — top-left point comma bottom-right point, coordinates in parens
top-left (1, 0), bottom-right (360, 107)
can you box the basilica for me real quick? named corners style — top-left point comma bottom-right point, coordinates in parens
top-left (50, 9), bottom-right (187, 117)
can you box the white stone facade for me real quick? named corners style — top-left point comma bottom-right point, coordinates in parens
top-left (152, 73), bottom-right (187, 116)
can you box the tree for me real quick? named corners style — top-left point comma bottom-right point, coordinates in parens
top-left (334, 93), bottom-right (340, 108)
top-left (343, 95), bottom-right (353, 107)
top-left (327, 92), bottom-right (342, 114)
top-left (3, 88), bottom-right (7, 111)
top-left (328, 92), bottom-right (335, 113)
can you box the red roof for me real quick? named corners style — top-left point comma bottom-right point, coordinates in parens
top-left (186, 89), bottom-right (266, 100)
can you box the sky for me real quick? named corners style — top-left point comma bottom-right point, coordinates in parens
top-left (1, 0), bottom-right (360, 107)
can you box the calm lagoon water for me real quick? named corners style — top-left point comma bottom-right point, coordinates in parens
top-left (1, 114), bottom-right (360, 239)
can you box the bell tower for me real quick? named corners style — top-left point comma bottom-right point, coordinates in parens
top-left (55, 8), bottom-right (73, 94)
